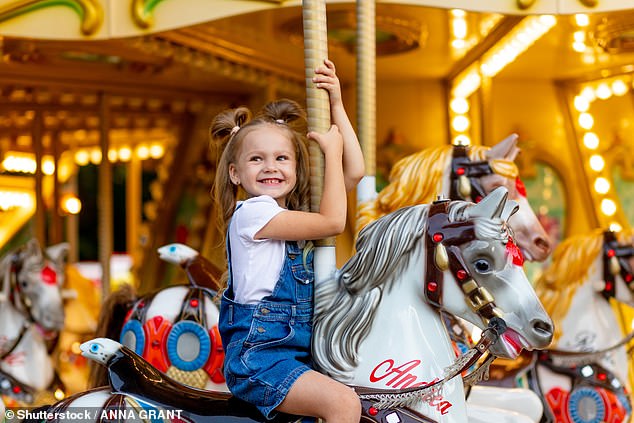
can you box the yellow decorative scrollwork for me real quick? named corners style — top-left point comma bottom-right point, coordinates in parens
top-left (0, 0), bottom-right (102, 36)
top-left (516, 0), bottom-right (536, 10)
top-left (131, 0), bottom-right (165, 29)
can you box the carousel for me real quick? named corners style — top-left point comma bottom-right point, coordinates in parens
top-left (0, 0), bottom-right (633, 422)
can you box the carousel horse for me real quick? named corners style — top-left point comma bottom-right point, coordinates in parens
top-left (0, 239), bottom-right (70, 407)
top-left (32, 187), bottom-right (553, 423)
top-left (357, 135), bottom-right (553, 419)
top-left (489, 229), bottom-right (634, 423)
top-left (357, 134), bottom-right (551, 262)
top-left (90, 243), bottom-right (226, 392)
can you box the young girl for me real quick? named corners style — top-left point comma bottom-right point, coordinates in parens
top-left (212, 60), bottom-right (364, 422)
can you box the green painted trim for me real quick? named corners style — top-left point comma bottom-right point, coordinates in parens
top-left (0, 1), bottom-right (84, 23)
top-left (143, 0), bottom-right (165, 15)
top-left (0, 0), bottom-right (102, 35)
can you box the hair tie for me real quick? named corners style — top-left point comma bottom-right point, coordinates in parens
top-left (230, 125), bottom-right (240, 136)
top-left (275, 119), bottom-right (285, 124)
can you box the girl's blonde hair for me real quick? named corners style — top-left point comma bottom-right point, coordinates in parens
top-left (211, 99), bottom-right (311, 234)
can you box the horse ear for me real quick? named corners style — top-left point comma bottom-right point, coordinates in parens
top-left (485, 134), bottom-right (519, 160)
top-left (469, 186), bottom-right (508, 219)
top-left (24, 238), bottom-right (43, 259)
top-left (501, 200), bottom-right (519, 222)
top-left (46, 243), bottom-right (70, 266)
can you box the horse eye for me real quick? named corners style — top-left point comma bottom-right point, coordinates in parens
top-left (474, 259), bottom-right (491, 273)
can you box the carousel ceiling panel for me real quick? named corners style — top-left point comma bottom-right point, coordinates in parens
top-left (498, 12), bottom-right (634, 81)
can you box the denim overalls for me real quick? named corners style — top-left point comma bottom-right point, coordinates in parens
top-left (219, 215), bottom-right (314, 419)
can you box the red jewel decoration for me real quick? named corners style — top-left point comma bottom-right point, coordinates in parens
top-left (515, 177), bottom-right (527, 198)
top-left (598, 373), bottom-right (607, 381)
top-left (506, 239), bottom-right (524, 266)
top-left (138, 301), bottom-right (145, 308)
top-left (433, 233), bottom-right (443, 243)
top-left (41, 266), bottom-right (57, 285)
top-left (605, 281), bottom-right (613, 291)
top-left (190, 299), bottom-right (199, 308)
top-left (427, 282), bottom-right (438, 292)
top-left (456, 270), bottom-right (468, 280)
top-left (475, 196), bottom-right (482, 203)
top-left (13, 386), bottom-right (21, 393)
top-left (626, 274), bottom-right (633, 282)
top-left (607, 249), bottom-right (616, 258)
top-left (456, 167), bottom-right (466, 176)
top-left (152, 340), bottom-right (161, 349)
top-left (368, 407), bottom-right (378, 416)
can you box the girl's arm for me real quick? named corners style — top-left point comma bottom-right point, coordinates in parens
top-left (256, 125), bottom-right (346, 241)
top-left (313, 59), bottom-right (365, 191)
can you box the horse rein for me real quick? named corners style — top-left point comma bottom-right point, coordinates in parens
top-left (450, 145), bottom-right (493, 202)
top-left (354, 317), bottom-right (507, 410)
top-left (424, 199), bottom-right (504, 325)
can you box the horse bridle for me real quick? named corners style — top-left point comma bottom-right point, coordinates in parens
top-left (450, 145), bottom-right (493, 202)
top-left (601, 230), bottom-right (634, 300)
top-left (424, 198), bottom-right (504, 325)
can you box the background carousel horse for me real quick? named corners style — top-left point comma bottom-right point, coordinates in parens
top-left (357, 134), bottom-right (551, 262)
top-left (90, 243), bottom-right (226, 392)
top-left (24, 187), bottom-right (553, 423)
top-left (0, 239), bottom-right (70, 407)
top-left (487, 229), bottom-right (634, 423)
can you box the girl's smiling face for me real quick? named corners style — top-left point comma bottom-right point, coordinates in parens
top-left (229, 125), bottom-right (297, 207)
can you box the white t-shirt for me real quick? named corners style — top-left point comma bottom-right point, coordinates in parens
top-left (229, 195), bottom-right (286, 304)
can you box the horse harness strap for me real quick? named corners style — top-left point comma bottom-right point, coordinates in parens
top-left (353, 323), bottom-right (504, 417)
top-left (0, 320), bottom-right (29, 361)
top-left (450, 145), bottom-right (492, 202)
top-left (424, 199), bottom-right (502, 323)
top-left (601, 230), bottom-right (634, 300)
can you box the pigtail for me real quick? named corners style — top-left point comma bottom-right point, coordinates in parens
top-left (210, 106), bottom-right (253, 234)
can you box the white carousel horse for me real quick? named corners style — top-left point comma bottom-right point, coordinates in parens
top-left (0, 239), bottom-right (70, 406)
top-left (494, 229), bottom-right (634, 422)
top-left (28, 188), bottom-right (553, 422)
top-left (90, 243), bottom-right (226, 392)
top-left (357, 135), bottom-right (553, 420)
top-left (313, 187), bottom-right (554, 422)
top-left (357, 134), bottom-right (551, 262)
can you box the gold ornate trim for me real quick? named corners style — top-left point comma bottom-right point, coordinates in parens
top-left (131, 0), bottom-right (166, 29)
top-left (0, 0), bottom-right (102, 36)
top-left (516, 0), bottom-right (536, 10)
top-left (578, 0), bottom-right (598, 7)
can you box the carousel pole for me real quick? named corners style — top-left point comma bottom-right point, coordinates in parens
top-left (302, 0), bottom-right (335, 283)
top-left (355, 0), bottom-right (376, 205)
top-left (98, 93), bottom-right (113, 298)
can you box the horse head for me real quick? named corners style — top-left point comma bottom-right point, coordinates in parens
top-left (2, 239), bottom-right (69, 334)
top-left (357, 135), bottom-right (552, 262)
top-left (314, 187), bottom-right (553, 389)
top-left (536, 229), bottom-right (634, 344)
top-left (432, 187), bottom-right (554, 359)
top-left (453, 134), bottom-right (552, 261)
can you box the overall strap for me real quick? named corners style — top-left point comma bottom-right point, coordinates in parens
top-left (224, 203), bottom-right (243, 298)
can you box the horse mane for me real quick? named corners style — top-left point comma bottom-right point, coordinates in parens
top-left (534, 229), bottom-right (634, 342)
top-left (313, 200), bottom-right (505, 381)
top-left (356, 145), bottom-right (490, 234)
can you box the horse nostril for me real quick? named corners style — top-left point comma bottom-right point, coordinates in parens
top-left (535, 237), bottom-right (551, 254)
top-left (532, 319), bottom-right (553, 338)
